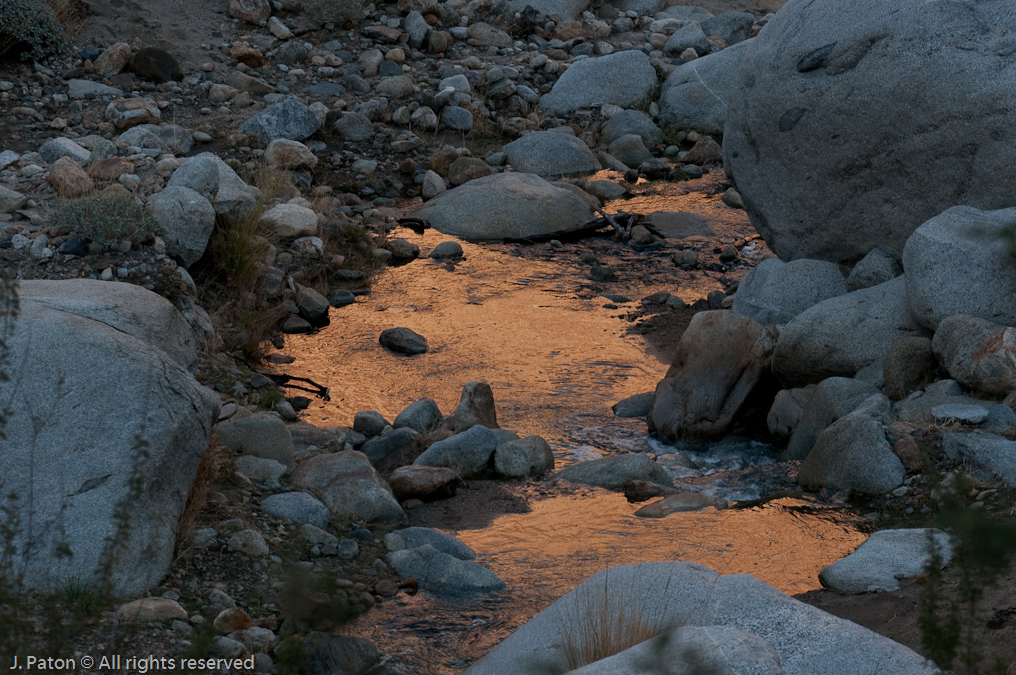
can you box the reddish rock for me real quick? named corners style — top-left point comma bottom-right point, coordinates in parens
top-left (213, 607), bottom-right (253, 634)
top-left (230, 45), bottom-right (265, 68)
top-left (389, 465), bottom-right (457, 500)
top-left (447, 157), bottom-right (494, 187)
top-left (115, 597), bottom-right (188, 624)
top-left (893, 436), bottom-right (922, 472)
top-left (229, 0), bottom-right (271, 24)
top-left (49, 157), bottom-right (94, 197)
top-left (88, 157), bottom-right (134, 182)
top-left (265, 138), bottom-right (318, 170)
top-left (93, 42), bottom-right (133, 79)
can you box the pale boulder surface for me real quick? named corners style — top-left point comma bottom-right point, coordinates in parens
top-left (538, 51), bottom-right (658, 115)
top-left (659, 39), bottom-right (752, 135)
top-left (819, 529), bottom-right (954, 595)
top-left (465, 562), bottom-right (937, 675)
top-left (731, 257), bottom-right (848, 326)
top-left (413, 172), bottom-right (595, 241)
top-left (3, 281), bottom-right (219, 597)
top-left (723, 0), bottom-right (1016, 263)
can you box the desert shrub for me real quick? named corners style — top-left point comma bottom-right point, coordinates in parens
top-left (49, 197), bottom-right (159, 249)
top-left (0, 0), bottom-right (65, 61)
top-left (299, 0), bottom-right (365, 25)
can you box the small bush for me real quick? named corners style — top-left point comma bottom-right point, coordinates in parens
top-left (0, 0), bottom-right (65, 62)
top-left (49, 197), bottom-right (158, 249)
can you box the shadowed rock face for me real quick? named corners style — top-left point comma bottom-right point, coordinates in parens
top-left (724, 0), bottom-right (1016, 264)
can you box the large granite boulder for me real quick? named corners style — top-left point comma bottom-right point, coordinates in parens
top-left (648, 311), bottom-right (778, 441)
top-left (503, 131), bottom-right (600, 179)
top-left (290, 451), bottom-right (404, 526)
top-left (413, 172), bottom-right (595, 241)
top-left (723, 0), bottom-right (1016, 264)
top-left (3, 280), bottom-right (219, 597)
top-left (772, 276), bottom-right (924, 386)
top-left (466, 561), bottom-right (938, 675)
top-left (538, 51), bottom-right (658, 115)
top-left (932, 315), bottom-right (1016, 397)
top-left (819, 529), bottom-right (954, 595)
top-left (902, 205), bottom-right (1016, 330)
top-left (659, 40), bottom-right (752, 136)
top-left (782, 377), bottom-right (879, 461)
top-left (731, 257), bottom-right (848, 326)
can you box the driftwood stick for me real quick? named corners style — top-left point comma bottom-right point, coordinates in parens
top-left (593, 205), bottom-right (625, 237)
top-left (264, 373), bottom-right (332, 400)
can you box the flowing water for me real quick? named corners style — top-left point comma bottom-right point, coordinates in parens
top-left (278, 176), bottom-right (868, 673)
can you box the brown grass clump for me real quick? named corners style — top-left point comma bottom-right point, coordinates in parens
top-left (175, 439), bottom-right (230, 553)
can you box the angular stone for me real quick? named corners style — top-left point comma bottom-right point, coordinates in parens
top-left (494, 435), bottom-right (555, 478)
top-left (260, 492), bottom-right (330, 529)
top-left (239, 97), bottom-right (321, 146)
top-left (290, 451), bottom-right (405, 526)
top-left (387, 544), bottom-right (504, 595)
top-left (265, 138), bottom-right (318, 170)
top-left (732, 258), bottom-right (848, 326)
top-left (414, 424), bottom-right (498, 477)
top-left (149, 186), bottom-right (216, 268)
top-left (819, 529), bottom-right (954, 595)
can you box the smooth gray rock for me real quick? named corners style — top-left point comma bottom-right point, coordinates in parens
top-left (452, 381), bottom-right (498, 432)
top-left (214, 414), bottom-right (296, 471)
top-left (494, 435), bottom-right (555, 478)
top-left (600, 109), bottom-right (662, 148)
top-left (932, 315), bottom-right (1016, 396)
top-left (290, 450), bottom-right (404, 525)
top-left (234, 455), bottom-right (286, 483)
top-left (259, 492), bottom-right (330, 529)
top-left (504, 131), bottom-right (600, 179)
top-left (360, 427), bottom-right (417, 465)
top-left (0, 185), bottom-right (27, 213)
top-left (904, 206), bottom-right (1016, 330)
top-left (663, 21), bottom-right (713, 57)
top-left (148, 186), bottom-right (216, 268)
top-left (404, 11), bottom-right (430, 49)
top-left (391, 527), bottom-right (475, 560)
top-left (724, 1), bottom-right (1016, 264)
top-left (302, 633), bottom-right (378, 675)
top-left (566, 625), bottom-right (783, 675)
top-left (466, 561), bottom-right (937, 675)
top-left (332, 112), bottom-right (374, 142)
top-left (732, 258), bottom-right (848, 326)
top-left (414, 424), bottom-right (499, 477)
top-left (387, 544), bottom-right (504, 596)
top-left (538, 51), bottom-right (658, 115)
top-left (798, 397), bottom-right (904, 495)
top-left (766, 385), bottom-right (816, 438)
top-left (649, 311), bottom-right (778, 441)
top-left (441, 106), bottom-right (473, 131)
top-left (819, 529), bottom-right (954, 595)
top-left (353, 410), bottom-right (390, 438)
top-left (895, 379), bottom-right (986, 425)
top-left (4, 281), bottom-right (218, 597)
top-left (772, 276), bottom-right (924, 386)
top-left (413, 172), bottom-right (594, 241)
top-left (556, 453), bottom-right (670, 490)
top-left (883, 337), bottom-right (937, 401)
top-left (700, 11), bottom-right (754, 46)
top-left (239, 96), bottom-right (321, 145)
top-left (847, 248), bottom-right (902, 292)
top-left (39, 137), bottom-right (90, 165)
top-left (379, 327), bottom-right (428, 354)
top-left (611, 391), bottom-right (654, 418)
top-left (393, 398), bottom-right (443, 432)
top-left (68, 78), bottom-right (122, 99)
top-left (783, 377), bottom-right (879, 461)
top-left (659, 39), bottom-right (751, 135)
top-left (167, 153), bottom-right (220, 201)
top-left (932, 403), bottom-right (989, 424)
top-left (984, 404), bottom-right (1016, 434)
top-left (942, 432), bottom-right (1016, 485)
top-left (606, 134), bottom-right (653, 169)
top-left (197, 152), bottom-right (260, 218)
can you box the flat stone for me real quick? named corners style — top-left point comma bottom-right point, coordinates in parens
top-left (820, 529), bottom-right (954, 594)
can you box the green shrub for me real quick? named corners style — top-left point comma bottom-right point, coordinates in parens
top-left (49, 197), bottom-right (158, 249)
top-left (0, 0), bottom-right (65, 62)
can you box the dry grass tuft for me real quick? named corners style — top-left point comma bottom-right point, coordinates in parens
top-left (176, 439), bottom-right (230, 553)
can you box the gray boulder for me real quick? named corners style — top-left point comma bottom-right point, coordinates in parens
top-left (389, 465), bottom-right (458, 500)
top-left (360, 427), bottom-right (417, 466)
top-left (904, 206), bottom-right (1016, 330)
top-left (606, 134), bottom-right (654, 169)
top-left (414, 424), bottom-right (499, 477)
top-left (239, 96), bottom-right (321, 145)
top-left (189, 152), bottom-right (260, 218)
top-left (649, 311), bottom-right (778, 441)
top-left (4, 281), bottom-right (219, 597)
top-left (353, 410), bottom-right (389, 437)
top-left (819, 529), bottom-right (954, 595)
top-left (379, 327), bottom-right (428, 354)
top-left (942, 432), bottom-right (1016, 486)
top-left (566, 625), bottom-right (783, 675)
top-left (452, 381), bottom-right (499, 432)
top-left (782, 377), bottom-right (879, 461)
top-left (600, 109), bottom-right (662, 148)
top-left (731, 258), bottom-right (848, 326)
top-left (494, 435), bottom-right (555, 478)
top-left (883, 336), bottom-right (938, 401)
top-left (663, 22), bottom-right (713, 57)
top-left (847, 248), bottom-right (901, 292)
top-left (387, 544), bottom-right (504, 596)
top-left (766, 386), bottom-right (816, 438)
top-left (798, 396), bottom-right (905, 495)
top-left (466, 561), bottom-right (937, 675)
top-left (39, 137), bottom-right (90, 165)
top-left (555, 453), bottom-right (670, 490)
top-left (332, 112), bottom-right (374, 142)
top-left (393, 398), bottom-right (443, 432)
top-left (612, 391), bottom-right (654, 418)
top-left (214, 414), bottom-right (296, 471)
top-left (148, 186), bottom-right (216, 268)
top-left (700, 12), bottom-right (754, 46)
top-left (259, 492), bottom-right (330, 529)
top-left (538, 51), bottom-right (658, 115)
top-left (504, 131), bottom-right (600, 179)
top-left (290, 450), bottom-right (404, 526)
top-left (723, 0), bottom-right (1016, 264)
top-left (413, 172), bottom-right (595, 241)
top-left (390, 527), bottom-right (475, 560)
top-left (895, 379), bottom-right (987, 425)
top-left (984, 404), bottom-right (1016, 435)
top-left (612, 0), bottom-right (665, 15)
top-left (167, 154), bottom-right (220, 201)
top-left (659, 39), bottom-right (752, 135)
top-left (301, 633), bottom-right (378, 675)
top-left (772, 276), bottom-right (924, 386)
top-left (0, 185), bottom-right (27, 213)
top-left (932, 315), bottom-right (1016, 397)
